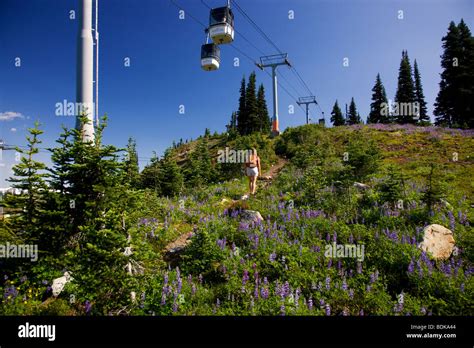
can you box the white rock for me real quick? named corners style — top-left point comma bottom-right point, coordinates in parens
top-left (353, 182), bottom-right (369, 190)
top-left (51, 272), bottom-right (74, 297)
top-left (419, 224), bottom-right (455, 260)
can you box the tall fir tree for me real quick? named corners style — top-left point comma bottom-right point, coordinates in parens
top-left (368, 74), bottom-right (389, 124)
top-left (236, 77), bottom-right (247, 135)
top-left (330, 100), bottom-right (345, 126)
top-left (395, 50), bottom-right (417, 124)
top-left (413, 60), bottom-right (429, 124)
top-left (244, 72), bottom-right (259, 134)
top-left (6, 121), bottom-right (47, 243)
top-left (347, 98), bottom-right (362, 125)
top-left (435, 20), bottom-right (474, 127)
top-left (124, 137), bottom-right (140, 187)
top-left (159, 149), bottom-right (183, 197)
top-left (256, 84), bottom-right (271, 133)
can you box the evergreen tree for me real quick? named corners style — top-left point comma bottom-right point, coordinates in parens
top-left (256, 84), bottom-right (271, 133)
top-left (227, 112), bottom-right (237, 132)
top-left (204, 128), bottom-right (211, 137)
top-left (368, 74), bottom-right (389, 124)
top-left (6, 121), bottom-right (47, 242)
top-left (347, 98), bottom-right (362, 125)
top-left (140, 152), bottom-right (161, 193)
top-left (236, 77), bottom-right (247, 135)
top-left (395, 50), bottom-right (417, 124)
top-left (435, 20), bottom-right (474, 127)
top-left (124, 137), bottom-right (140, 187)
top-left (330, 100), bottom-right (345, 126)
top-left (413, 60), bottom-right (429, 124)
top-left (244, 72), bottom-right (259, 134)
top-left (159, 150), bottom-right (183, 197)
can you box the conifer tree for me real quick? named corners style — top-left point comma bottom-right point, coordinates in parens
top-left (244, 72), bottom-right (259, 134)
top-left (236, 77), bottom-right (247, 135)
top-left (435, 20), bottom-right (474, 127)
top-left (347, 98), bottom-right (362, 125)
top-left (124, 137), bottom-right (140, 187)
top-left (6, 121), bottom-right (47, 242)
top-left (395, 50), bottom-right (417, 124)
top-left (330, 100), bottom-right (345, 126)
top-left (159, 149), bottom-right (183, 197)
top-left (257, 84), bottom-right (271, 133)
top-left (413, 60), bottom-right (429, 124)
top-left (368, 74), bottom-right (389, 124)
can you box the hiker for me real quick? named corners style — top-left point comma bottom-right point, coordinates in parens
top-left (245, 148), bottom-right (261, 195)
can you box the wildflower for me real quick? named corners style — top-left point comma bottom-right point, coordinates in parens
top-left (308, 298), bottom-right (313, 311)
top-left (280, 305), bottom-right (285, 316)
top-left (341, 279), bottom-right (348, 291)
top-left (349, 289), bottom-right (354, 299)
top-left (325, 304), bottom-right (331, 316)
top-left (408, 259), bottom-right (414, 274)
top-left (269, 252), bottom-right (276, 262)
top-left (242, 270), bottom-right (249, 285)
top-left (370, 273), bottom-right (376, 284)
top-left (359, 309), bottom-right (364, 316)
top-left (325, 276), bottom-right (331, 291)
top-left (216, 298), bottom-right (220, 308)
top-left (420, 307), bottom-right (426, 315)
top-left (357, 262), bottom-right (362, 274)
top-left (84, 300), bottom-right (92, 314)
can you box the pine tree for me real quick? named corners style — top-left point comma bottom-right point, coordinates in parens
top-left (368, 74), bottom-right (389, 124)
top-left (244, 72), bottom-right (259, 134)
top-left (435, 20), bottom-right (474, 127)
top-left (412, 60), bottom-right (429, 124)
top-left (158, 150), bottom-right (183, 197)
top-left (6, 121), bottom-right (47, 242)
top-left (124, 137), bottom-right (140, 187)
top-left (236, 77), bottom-right (247, 135)
top-left (140, 152), bottom-right (161, 193)
top-left (256, 84), bottom-right (271, 133)
top-left (330, 100), bottom-right (345, 126)
top-left (347, 98), bottom-right (362, 125)
top-left (395, 50), bottom-right (417, 124)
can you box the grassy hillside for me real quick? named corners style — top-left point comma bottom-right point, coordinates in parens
top-left (1, 124), bottom-right (473, 316)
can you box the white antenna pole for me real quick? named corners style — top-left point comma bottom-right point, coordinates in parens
top-left (76, 0), bottom-right (95, 142)
top-left (95, 0), bottom-right (99, 128)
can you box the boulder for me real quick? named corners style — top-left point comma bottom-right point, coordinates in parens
top-left (418, 224), bottom-right (455, 260)
top-left (51, 272), bottom-right (74, 297)
top-left (240, 210), bottom-right (263, 224)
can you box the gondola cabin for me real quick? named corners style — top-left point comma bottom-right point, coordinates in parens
top-left (201, 43), bottom-right (221, 71)
top-left (209, 6), bottom-right (235, 44)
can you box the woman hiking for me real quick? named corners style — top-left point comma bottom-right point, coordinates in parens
top-left (245, 148), bottom-right (261, 195)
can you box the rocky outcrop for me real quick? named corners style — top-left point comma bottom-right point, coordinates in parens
top-left (239, 210), bottom-right (263, 224)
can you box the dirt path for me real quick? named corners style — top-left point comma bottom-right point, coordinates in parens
top-left (260, 157), bottom-right (288, 179)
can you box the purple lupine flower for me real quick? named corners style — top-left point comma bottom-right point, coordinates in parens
top-left (280, 305), bottom-right (286, 316)
top-left (460, 283), bottom-right (464, 292)
top-left (308, 298), bottom-right (313, 311)
top-left (84, 300), bottom-right (92, 314)
top-left (359, 309), bottom-right (364, 316)
top-left (216, 298), bottom-right (220, 308)
top-left (357, 262), bottom-right (362, 274)
top-left (242, 270), bottom-right (249, 285)
top-left (172, 301), bottom-right (178, 312)
top-left (326, 233), bottom-right (331, 242)
top-left (349, 289), bottom-right (354, 299)
top-left (408, 259), bottom-right (414, 274)
top-left (42, 280), bottom-right (48, 285)
top-left (269, 252), bottom-right (276, 262)
top-left (332, 231), bottom-right (337, 243)
top-left (319, 299), bottom-right (325, 307)
top-left (327, 259), bottom-right (332, 268)
top-left (260, 287), bottom-right (269, 299)
top-left (370, 273), bottom-right (376, 284)
top-left (342, 308), bottom-right (349, 316)
top-left (20, 276), bottom-right (27, 283)
top-left (325, 304), bottom-right (331, 316)
top-left (341, 279), bottom-right (348, 291)
top-left (191, 284), bottom-right (196, 296)
top-left (325, 276), bottom-right (331, 291)
top-left (420, 307), bottom-right (426, 315)
top-left (349, 234), bottom-right (353, 244)
top-left (198, 274), bottom-right (203, 284)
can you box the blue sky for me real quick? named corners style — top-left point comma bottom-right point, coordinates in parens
top-left (0, 0), bottom-right (473, 186)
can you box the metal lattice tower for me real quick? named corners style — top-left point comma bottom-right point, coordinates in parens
top-left (297, 96), bottom-right (317, 125)
top-left (256, 54), bottom-right (291, 136)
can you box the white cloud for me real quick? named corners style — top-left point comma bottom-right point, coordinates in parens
top-left (10, 128), bottom-right (17, 132)
top-left (0, 111), bottom-right (25, 121)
